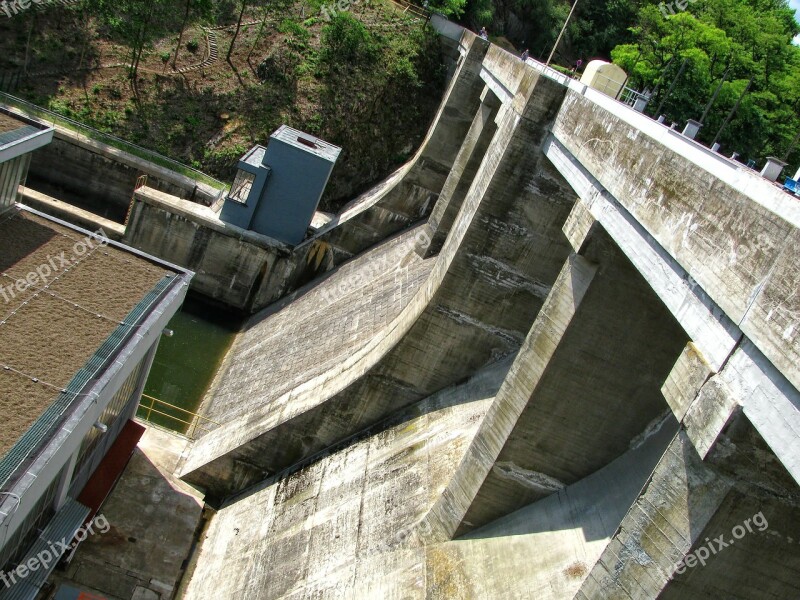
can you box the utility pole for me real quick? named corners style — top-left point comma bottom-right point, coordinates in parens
top-left (699, 64), bottom-right (730, 125)
top-left (546, 0), bottom-right (580, 67)
top-left (781, 125), bottom-right (800, 162)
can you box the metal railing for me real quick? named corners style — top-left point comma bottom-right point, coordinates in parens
top-left (525, 60), bottom-right (573, 86)
top-left (619, 86), bottom-right (650, 109)
top-left (0, 91), bottom-right (227, 191)
top-left (386, 0), bottom-right (430, 20)
top-left (137, 393), bottom-right (221, 439)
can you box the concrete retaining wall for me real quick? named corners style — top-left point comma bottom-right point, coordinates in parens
top-left (552, 89), bottom-right (800, 394)
top-left (26, 127), bottom-right (222, 222)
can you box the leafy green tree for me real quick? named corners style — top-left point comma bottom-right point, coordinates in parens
top-left (430, 0), bottom-right (469, 18)
top-left (320, 12), bottom-right (379, 64)
top-left (611, 0), bottom-right (800, 168)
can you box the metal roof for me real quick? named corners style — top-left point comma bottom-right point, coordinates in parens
top-left (270, 125), bottom-right (341, 163)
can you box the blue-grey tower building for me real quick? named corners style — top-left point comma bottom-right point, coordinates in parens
top-left (219, 125), bottom-right (342, 245)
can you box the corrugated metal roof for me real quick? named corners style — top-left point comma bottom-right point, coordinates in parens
top-left (270, 125), bottom-right (341, 163)
top-left (0, 126), bottom-right (40, 150)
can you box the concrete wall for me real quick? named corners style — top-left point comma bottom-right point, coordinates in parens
top-left (425, 225), bottom-right (687, 538)
top-left (551, 89), bottom-right (800, 395)
top-left (577, 418), bottom-right (800, 599)
top-left (26, 127), bottom-right (222, 222)
top-left (545, 86), bottom-right (800, 487)
top-left (124, 188), bottom-right (293, 312)
top-left (181, 359), bottom-right (508, 599)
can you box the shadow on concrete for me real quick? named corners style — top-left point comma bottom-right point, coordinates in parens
top-left (49, 427), bottom-right (204, 600)
top-left (460, 414), bottom-right (679, 543)
top-left (222, 354), bottom-right (517, 508)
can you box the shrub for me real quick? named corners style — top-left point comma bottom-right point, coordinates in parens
top-left (320, 13), bottom-right (379, 65)
top-left (257, 49), bottom-right (301, 84)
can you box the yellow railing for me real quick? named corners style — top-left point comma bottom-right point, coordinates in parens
top-left (124, 174), bottom-right (148, 226)
top-left (137, 393), bottom-right (221, 439)
top-left (387, 0), bottom-right (430, 20)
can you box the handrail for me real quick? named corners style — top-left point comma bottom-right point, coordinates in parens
top-left (0, 91), bottom-right (227, 191)
top-left (138, 393), bottom-right (220, 439)
top-left (386, 0), bottom-right (430, 20)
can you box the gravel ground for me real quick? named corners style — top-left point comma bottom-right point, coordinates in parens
top-left (0, 112), bottom-right (24, 134)
top-left (0, 209), bottom-right (171, 457)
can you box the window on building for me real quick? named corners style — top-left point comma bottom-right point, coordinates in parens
top-left (0, 468), bottom-right (62, 572)
top-left (70, 355), bottom-right (147, 496)
top-left (228, 169), bottom-right (255, 204)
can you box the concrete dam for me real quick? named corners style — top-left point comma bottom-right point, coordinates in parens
top-left (7, 15), bottom-right (798, 600)
top-left (165, 18), bottom-right (800, 599)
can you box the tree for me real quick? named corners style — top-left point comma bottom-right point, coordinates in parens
top-left (611, 0), bottom-right (800, 165)
top-left (83, 0), bottom-right (175, 87)
top-left (172, 0), bottom-right (214, 69)
top-left (226, 0), bottom-right (249, 62)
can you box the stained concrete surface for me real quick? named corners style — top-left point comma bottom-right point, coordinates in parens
top-left (426, 415), bottom-right (679, 600)
top-left (199, 225), bottom-right (434, 428)
top-left (181, 362), bottom-right (678, 599)
top-left (181, 358), bottom-right (511, 599)
top-left (47, 425), bottom-right (203, 600)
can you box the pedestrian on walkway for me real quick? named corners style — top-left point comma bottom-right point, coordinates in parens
top-left (480, 27), bottom-right (488, 40)
top-left (521, 49), bottom-right (530, 61)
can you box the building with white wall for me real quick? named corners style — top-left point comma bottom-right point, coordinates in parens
top-left (0, 109), bottom-right (193, 599)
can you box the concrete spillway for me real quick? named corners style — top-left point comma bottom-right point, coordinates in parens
top-left (175, 17), bottom-right (800, 599)
top-left (182, 358), bottom-right (511, 598)
top-left (183, 362), bottom-right (677, 599)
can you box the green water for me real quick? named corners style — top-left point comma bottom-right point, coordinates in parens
top-left (138, 294), bottom-right (241, 434)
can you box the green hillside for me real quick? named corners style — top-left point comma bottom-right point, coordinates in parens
top-left (0, 0), bottom-right (445, 211)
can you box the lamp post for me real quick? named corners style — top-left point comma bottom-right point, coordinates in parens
top-left (546, 0), bottom-right (580, 67)
top-left (712, 75), bottom-right (753, 148)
